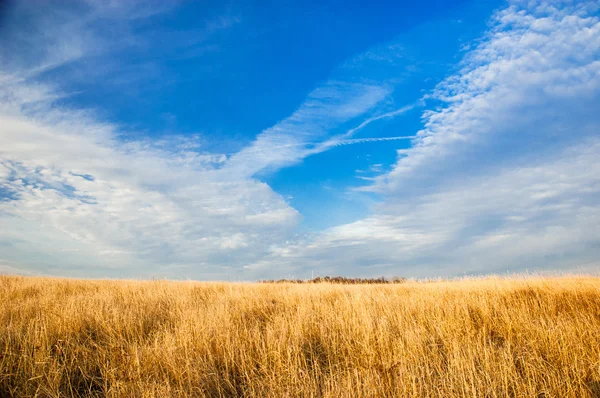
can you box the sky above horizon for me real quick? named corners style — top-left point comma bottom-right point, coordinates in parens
top-left (1, 0), bottom-right (599, 280)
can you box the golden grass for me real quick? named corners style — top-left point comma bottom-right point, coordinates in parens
top-left (1, 275), bottom-right (600, 397)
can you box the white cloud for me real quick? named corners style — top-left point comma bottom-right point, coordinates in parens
top-left (245, 0), bottom-right (600, 279)
top-left (374, 1), bottom-right (600, 193)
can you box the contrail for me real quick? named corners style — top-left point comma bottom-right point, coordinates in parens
top-left (223, 101), bottom-right (422, 157)
top-left (342, 101), bottom-right (421, 138)
top-left (308, 135), bottom-right (415, 154)
top-left (332, 135), bottom-right (416, 146)
top-left (224, 135), bottom-right (416, 156)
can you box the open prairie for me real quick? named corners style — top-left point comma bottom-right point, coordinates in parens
top-left (1, 275), bottom-right (600, 397)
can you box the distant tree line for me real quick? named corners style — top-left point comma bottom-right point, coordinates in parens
top-left (260, 276), bottom-right (406, 284)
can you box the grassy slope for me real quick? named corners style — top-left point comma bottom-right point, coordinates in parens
top-left (1, 275), bottom-right (600, 397)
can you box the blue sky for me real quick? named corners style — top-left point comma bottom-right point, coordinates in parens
top-left (1, 0), bottom-right (599, 280)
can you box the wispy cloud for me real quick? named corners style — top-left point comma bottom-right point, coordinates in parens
top-left (225, 97), bottom-right (420, 177)
top-left (224, 81), bottom-right (392, 177)
top-left (0, 1), bottom-right (240, 95)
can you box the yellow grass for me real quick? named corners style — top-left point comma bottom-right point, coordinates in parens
top-left (1, 275), bottom-right (600, 397)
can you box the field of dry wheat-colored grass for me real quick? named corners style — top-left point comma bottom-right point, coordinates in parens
top-left (1, 275), bottom-right (600, 397)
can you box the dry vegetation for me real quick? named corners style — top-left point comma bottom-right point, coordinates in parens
top-left (1, 275), bottom-right (600, 397)
top-left (260, 276), bottom-right (407, 284)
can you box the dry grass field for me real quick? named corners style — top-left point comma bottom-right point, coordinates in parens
top-left (1, 275), bottom-right (600, 397)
